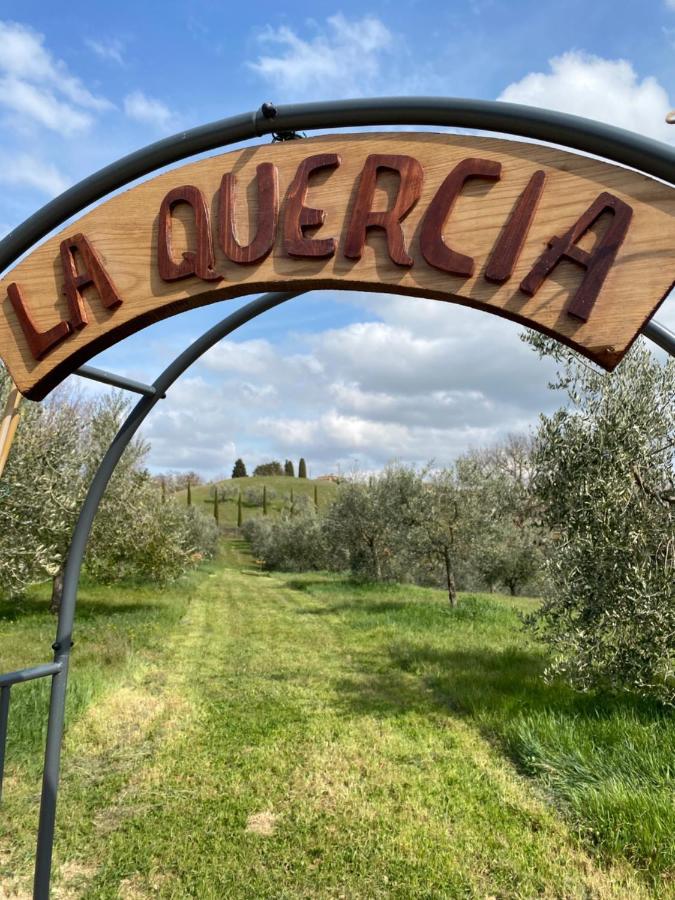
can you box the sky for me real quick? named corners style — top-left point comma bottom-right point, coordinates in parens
top-left (1, 1), bottom-right (674, 478)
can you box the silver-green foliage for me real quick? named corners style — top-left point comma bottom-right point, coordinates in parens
top-left (527, 335), bottom-right (675, 703)
top-left (242, 510), bottom-right (325, 572)
top-left (0, 372), bottom-right (218, 597)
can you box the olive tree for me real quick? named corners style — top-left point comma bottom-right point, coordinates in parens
top-left (526, 334), bottom-right (675, 703)
top-left (0, 370), bottom-right (86, 599)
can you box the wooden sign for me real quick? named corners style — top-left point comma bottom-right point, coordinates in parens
top-left (1, 132), bottom-right (673, 399)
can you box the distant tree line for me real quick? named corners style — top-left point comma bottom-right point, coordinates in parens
top-left (231, 457), bottom-right (309, 478)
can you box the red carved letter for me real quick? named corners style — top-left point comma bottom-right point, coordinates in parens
top-left (420, 158), bottom-right (501, 277)
top-left (485, 170), bottom-right (545, 283)
top-left (220, 163), bottom-right (279, 264)
top-left (60, 233), bottom-right (123, 330)
top-left (344, 154), bottom-right (423, 267)
top-left (520, 191), bottom-right (633, 321)
top-left (7, 283), bottom-right (71, 360)
top-left (158, 185), bottom-right (221, 282)
top-left (283, 154), bottom-right (341, 259)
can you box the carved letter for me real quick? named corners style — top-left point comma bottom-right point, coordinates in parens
top-left (7, 283), bottom-right (71, 360)
top-left (158, 186), bottom-right (221, 282)
top-left (220, 163), bottom-right (279, 264)
top-left (420, 158), bottom-right (501, 277)
top-left (283, 154), bottom-right (341, 258)
top-left (344, 154), bottom-right (423, 267)
top-left (485, 170), bottom-right (545, 283)
top-left (520, 192), bottom-right (633, 322)
top-left (60, 233), bottom-right (123, 330)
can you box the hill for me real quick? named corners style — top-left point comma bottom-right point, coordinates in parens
top-left (175, 475), bottom-right (339, 527)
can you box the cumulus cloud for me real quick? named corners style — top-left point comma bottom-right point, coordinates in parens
top-left (0, 152), bottom-right (69, 196)
top-left (499, 51), bottom-right (672, 142)
top-left (123, 90), bottom-right (175, 131)
top-left (138, 294), bottom-right (558, 477)
top-left (249, 14), bottom-right (394, 98)
top-left (0, 20), bottom-right (111, 133)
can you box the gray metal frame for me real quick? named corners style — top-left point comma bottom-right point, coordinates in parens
top-left (0, 97), bottom-right (673, 899)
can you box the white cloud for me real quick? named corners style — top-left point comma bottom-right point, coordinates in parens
top-left (0, 75), bottom-right (92, 134)
top-left (123, 90), bottom-right (175, 131)
top-left (137, 293), bottom-right (558, 477)
top-left (0, 20), bottom-right (111, 133)
top-left (85, 37), bottom-right (125, 66)
top-left (0, 152), bottom-right (69, 196)
top-left (666, 0), bottom-right (675, 9)
top-left (499, 51), bottom-right (672, 143)
top-left (249, 14), bottom-right (394, 98)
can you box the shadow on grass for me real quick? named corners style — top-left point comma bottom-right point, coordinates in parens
top-left (298, 600), bottom-right (410, 616)
top-left (333, 640), bottom-right (664, 729)
top-left (0, 596), bottom-right (161, 625)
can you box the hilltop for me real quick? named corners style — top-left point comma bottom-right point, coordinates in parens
top-left (175, 475), bottom-right (339, 527)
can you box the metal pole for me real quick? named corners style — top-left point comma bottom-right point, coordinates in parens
top-left (32, 290), bottom-right (301, 898)
top-left (0, 686), bottom-right (10, 803)
top-left (643, 318), bottom-right (675, 358)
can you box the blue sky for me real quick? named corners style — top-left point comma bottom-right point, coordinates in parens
top-left (2, 1), bottom-right (674, 477)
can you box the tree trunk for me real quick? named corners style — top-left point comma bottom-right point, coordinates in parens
top-left (50, 567), bottom-right (64, 615)
top-left (443, 548), bottom-right (457, 608)
top-left (369, 540), bottom-right (382, 581)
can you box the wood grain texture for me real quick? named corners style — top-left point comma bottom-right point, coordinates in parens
top-left (220, 162), bottom-right (278, 264)
top-left (420, 157), bottom-right (502, 277)
top-left (283, 153), bottom-right (341, 258)
top-left (485, 170), bottom-right (546, 284)
top-left (158, 185), bottom-right (221, 282)
top-left (344, 153), bottom-right (424, 266)
top-left (0, 380), bottom-right (21, 478)
top-left (0, 132), bottom-right (673, 399)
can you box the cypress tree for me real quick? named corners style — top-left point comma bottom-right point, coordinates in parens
top-left (284, 459), bottom-right (295, 477)
top-left (161, 477), bottom-right (166, 503)
top-left (314, 483), bottom-right (319, 509)
top-left (214, 487), bottom-right (219, 524)
top-left (187, 479), bottom-right (192, 506)
top-left (298, 458), bottom-right (308, 478)
top-left (232, 458), bottom-right (247, 478)
top-left (263, 485), bottom-right (268, 515)
top-left (237, 490), bottom-right (243, 528)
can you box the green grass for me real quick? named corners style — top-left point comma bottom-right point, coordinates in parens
top-left (176, 475), bottom-right (338, 527)
top-left (0, 548), bottom-right (672, 897)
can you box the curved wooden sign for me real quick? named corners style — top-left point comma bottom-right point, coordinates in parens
top-left (1, 132), bottom-right (673, 399)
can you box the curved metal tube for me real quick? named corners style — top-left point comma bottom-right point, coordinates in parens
top-left (2, 96), bottom-right (675, 275)
top-left (33, 289), bottom-right (301, 897)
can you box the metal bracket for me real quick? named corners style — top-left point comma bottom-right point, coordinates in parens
top-left (74, 365), bottom-right (163, 398)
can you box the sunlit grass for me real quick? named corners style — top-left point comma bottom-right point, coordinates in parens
top-left (0, 549), bottom-right (671, 897)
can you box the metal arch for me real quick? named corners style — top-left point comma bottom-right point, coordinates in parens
top-left (0, 95), bottom-right (671, 896)
top-left (32, 289), bottom-right (301, 897)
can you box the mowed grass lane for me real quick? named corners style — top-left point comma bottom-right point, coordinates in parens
top-left (1, 544), bottom-right (672, 897)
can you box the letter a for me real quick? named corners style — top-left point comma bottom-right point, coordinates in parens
top-left (520, 192), bottom-right (632, 322)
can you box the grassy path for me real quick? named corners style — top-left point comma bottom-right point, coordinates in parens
top-left (1, 546), bottom-right (670, 897)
